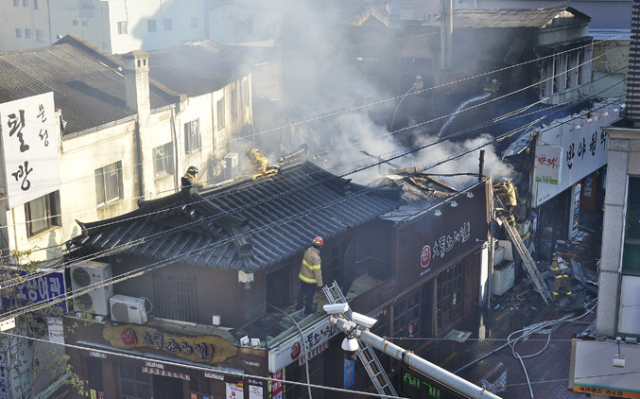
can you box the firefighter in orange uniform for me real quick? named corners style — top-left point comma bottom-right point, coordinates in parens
top-left (245, 148), bottom-right (269, 174)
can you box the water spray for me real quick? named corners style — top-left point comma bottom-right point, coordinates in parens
top-left (389, 85), bottom-right (416, 132)
top-left (437, 92), bottom-right (492, 138)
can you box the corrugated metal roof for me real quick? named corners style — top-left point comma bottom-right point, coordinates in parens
top-left (147, 41), bottom-right (249, 97)
top-left (426, 6), bottom-right (590, 29)
top-left (0, 44), bottom-right (170, 134)
top-left (74, 161), bottom-right (400, 272)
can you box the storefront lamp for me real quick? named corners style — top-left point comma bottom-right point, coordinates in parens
top-left (450, 201), bottom-right (458, 208)
top-left (467, 192), bottom-right (474, 198)
top-left (434, 210), bottom-right (442, 216)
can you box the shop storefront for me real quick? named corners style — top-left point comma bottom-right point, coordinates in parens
top-left (532, 102), bottom-right (620, 260)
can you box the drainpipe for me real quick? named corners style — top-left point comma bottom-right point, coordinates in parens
top-left (440, 0), bottom-right (453, 70)
top-left (170, 106), bottom-right (180, 192)
top-left (627, 0), bottom-right (640, 125)
top-left (487, 179), bottom-right (495, 310)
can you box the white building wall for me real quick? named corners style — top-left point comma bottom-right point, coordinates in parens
top-left (0, 0), bottom-right (52, 51)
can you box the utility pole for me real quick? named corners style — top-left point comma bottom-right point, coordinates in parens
top-left (329, 315), bottom-right (503, 399)
top-left (440, 0), bottom-right (453, 70)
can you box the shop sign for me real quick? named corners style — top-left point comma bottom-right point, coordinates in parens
top-left (534, 146), bottom-right (562, 184)
top-left (142, 367), bottom-right (190, 380)
top-left (103, 322), bottom-right (237, 364)
top-left (344, 359), bottom-right (355, 389)
top-left (1, 270), bottom-right (68, 314)
top-left (269, 369), bottom-right (285, 399)
top-left (145, 361), bottom-right (164, 369)
top-left (0, 92), bottom-right (60, 209)
top-left (248, 379), bottom-right (264, 399)
top-left (226, 383), bottom-right (243, 399)
top-left (204, 372), bottom-right (224, 380)
top-left (298, 342), bottom-right (328, 366)
top-left (534, 104), bottom-right (619, 207)
top-left (268, 317), bottom-right (339, 373)
top-left (89, 351), bottom-right (107, 359)
top-left (396, 181), bottom-right (489, 291)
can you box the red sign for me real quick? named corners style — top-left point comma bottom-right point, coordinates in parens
top-left (270, 370), bottom-right (284, 399)
top-left (290, 342), bottom-right (301, 360)
top-left (420, 245), bottom-right (431, 268)
top-left (121, 329), bottom-right (137, 346)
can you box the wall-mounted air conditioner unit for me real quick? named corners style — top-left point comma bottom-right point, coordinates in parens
top-left (70, 261), bottom-right (114, 316)
top-left (223, 153), bottom-right (239, 179)
top-left (109, 295), bottom-right (148, 325)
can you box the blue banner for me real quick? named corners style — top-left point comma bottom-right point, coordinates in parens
top-left (2, 271), bottom-right (68, 314)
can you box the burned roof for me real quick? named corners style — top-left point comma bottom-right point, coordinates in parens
top-left (0, 43), bottom-right (171, 134)
top-left (147, 41), bottom-right (250, 97)
top-left (72, 160), bottom-right (400, 272)
top-left (426, 6), bottom-right (591, 29)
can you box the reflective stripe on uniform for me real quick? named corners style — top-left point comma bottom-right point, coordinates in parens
top-left (554, 275), bottom-right (569, 278)
top-left (553, 292), bottom-right (559, 295)
top-left (303, 260), bottom-right (321, 270)
top-left (299, 273), bottom-right (317, 283)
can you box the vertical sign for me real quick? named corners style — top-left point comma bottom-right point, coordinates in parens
top-left (344, 359), bottom-right (355, 389)
top-left (571, 183), bottom-right (581, 238)
top-left (269, 369), bottom-right (284, 399)
top-left (0, 92), bottom-right (59, 209)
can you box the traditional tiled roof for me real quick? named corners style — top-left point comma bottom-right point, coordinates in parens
top-left (0, 43), bottom-right (171, 134)
top-left (426, 6), bottom-right (590, 29)
top-left (72, 160), bottom-right (400, 272)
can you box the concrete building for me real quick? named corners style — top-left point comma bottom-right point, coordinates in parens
top-left (0, 34), bottom-right (253, 263)
top-left (0, 0), bottom-right (52, 51)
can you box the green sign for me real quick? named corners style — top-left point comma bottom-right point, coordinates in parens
top-left (399, 365), bottom-right (471, 399)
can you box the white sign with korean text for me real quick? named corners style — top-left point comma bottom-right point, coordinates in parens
top-left (534, 146), bottom-right (563, 185)
top-left (0, 92), bottom-right (60, 209)
top-left (268, 316), bottom-right (340, 373)
top-left (534, 103), bottom-right (620, 207)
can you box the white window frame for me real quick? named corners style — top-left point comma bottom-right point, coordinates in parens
top-left (184, 119), bottom-right (201, 154)
top-left (117, 21), bottom-right (128, 35)
top-left (95, 161), bottom-right (123, 205)
top-left (154, 143), bottom-right (174, 176)
top-left (25, 191), bottom-right (60, 237)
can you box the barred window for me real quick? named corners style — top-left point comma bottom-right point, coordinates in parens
top-left (154, 274), bottom-right (197, 322)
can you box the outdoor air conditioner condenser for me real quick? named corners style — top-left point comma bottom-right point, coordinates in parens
top-left (70, 261), bottom-right (114, 316)
top-left (109, 295), bottom-right (148, 324)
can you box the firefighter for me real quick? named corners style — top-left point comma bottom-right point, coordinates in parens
top-left (414, 75), bottom-right (424, 92)
top-left (493, 177), bottom-right (518, 210)
top-left (550, 253), bottom-right (573, 303)
top-left (296, 236), bottom-right (324, 315)
top-left (245, 148), bottom-right (269, 174)
top-left (181, 166), bottom-right (199, 191)
top-left (483, 78), bottom-right (501, 95)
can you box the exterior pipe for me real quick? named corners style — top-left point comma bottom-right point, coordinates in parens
top-left (330, 317), bottom-right (502, 399)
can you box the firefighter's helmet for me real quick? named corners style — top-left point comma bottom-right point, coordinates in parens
top-left (416, 75), bottom-right (422, 79)
top-left (245, 147), bottom-right (253, 156)
top-left (312, 236), bottom-right (324, 247)
top-left (187, 166), bottom-right (198, 176)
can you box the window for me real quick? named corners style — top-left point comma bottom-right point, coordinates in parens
top-left (25, 192), bottom-right (60, 237)
top-left (393, 290), bottom-right (421, 337)
top-left (15, 28), bottom-right (21, 38)
top-left (119, 365), bottom-right (151, 399)
top-left (216, 98), bottom-right (225, 130)
top-left (190, 17), bottom-right (198, 29)
top-left (82, 20), bottom-right (88, 26)
top-left (436, 261), bottom-right (463, 331)
top-left (117, 21), bottom-right (128, 34)
top-left (33, 0), bottom-right (38, 9)
top-left (163, 18), bottom-right (172, 31)
top-left (154, 274), bottom-right (197, 322)
top-left (95, 161), bottom-right (123, 205)
top-left (73, 20), bottom-right (78, 26)
top-left (153, 142), bottom-right (174, 176)
top-left (22, 0), bottom-right (28, 7)
top-left (189, 377), bottom-right (211, 397)
top-left (13, 0), bottom-right (19, 7)
top-left (623, 176), bottom-right (640, 275)
top-left (147, 19), bottom-right (156, 32)
top-left (25, 29), bottom-right (31, 39)
top-left (231, 87), bottom-right (238, 118)
top-left (184, 119), bottom-right (200, 154)
top-left (36, 29), bottom-right (43, 42)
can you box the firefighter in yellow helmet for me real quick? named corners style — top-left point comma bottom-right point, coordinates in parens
top-left (414, 75), bottom-right (424, 92)
top-left (296, 237), bottom-right (323, 315)
top-left (245, 148), bottom-right (269, 174)
top-left (550, 253), bottom-right (573, 303)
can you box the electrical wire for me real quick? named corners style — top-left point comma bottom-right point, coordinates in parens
top-left (0, 90), bottom-right (623, 301)
top-left (0, 329), bottom-right (411, 399)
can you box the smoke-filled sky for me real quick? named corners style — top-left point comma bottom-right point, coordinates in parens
top-left (250, 0), bottom-right (516, 188)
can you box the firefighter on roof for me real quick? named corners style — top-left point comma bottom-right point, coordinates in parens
top-left (181, 166), bottom-right (200, 191)
top-left (493, 177), bottom-right (518, 210)
top-left (245, 148), bottom-right (269, 174)
top-left (550, 253), bottom-right (573, 303)
top-left (297, 236), bottom-right (323, 315)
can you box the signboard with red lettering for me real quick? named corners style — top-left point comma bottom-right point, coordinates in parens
top-left (535, 145), bottom-right (562, 185)
top-left (269, 369), bottom-right (284, 399)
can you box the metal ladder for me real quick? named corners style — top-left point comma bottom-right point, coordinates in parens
top-left (498, 215), bottom-right (553, 304)
top-left (322, 281), bottom-right (398, 398)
